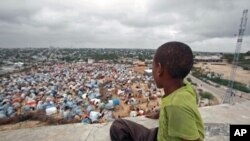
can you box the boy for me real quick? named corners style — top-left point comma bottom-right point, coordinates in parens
top-left (110, 41), bottom-right (204, 141)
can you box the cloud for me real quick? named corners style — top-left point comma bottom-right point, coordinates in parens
top-left (0, 0), bottom-right (249, 52)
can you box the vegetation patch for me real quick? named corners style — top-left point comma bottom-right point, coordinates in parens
top-left (192, 67), bottom-right (250, 93)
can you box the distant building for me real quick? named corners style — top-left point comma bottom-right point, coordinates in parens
top-left (145, 59), bottom-right (153, 64)
top-left (32, 55), bottom-right (39, 59)
top-left (126, 59), bottom-right (133, 64)
top-left (117, 58), bottom-right (134, 64)
top-left (117, 59), bottom-right (125, 63)
top-left (14, 62), bottom-right (24, 67)
top-left (194, 55), bottom-right (223, 62)
top-left (88, 59), bottom-right (95, 64)
top-left (3, 61), bottom-right (14, 65)
top-left (78, 59), bottom-right (84, 62)
top-left (98, 60), bottom-right (108, 63)
top-left (244, 56), bottom-right (250, 60)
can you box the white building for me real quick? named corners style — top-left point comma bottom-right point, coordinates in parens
top-left (88, 59), bottom-right (95, 64)
top-left (194, 55), bottom-right (223, 62)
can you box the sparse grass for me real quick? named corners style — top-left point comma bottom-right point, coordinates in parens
top-left (192, 67), bottom-right (250, 93)
top-left (223, 53), bottom-right (250, 70)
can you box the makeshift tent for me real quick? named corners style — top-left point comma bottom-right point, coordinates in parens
top-left (89, 111), bottom-right (100, 122)
top-left (105, 102), bottom-right (114, 110)
top-left (86, 105), bottom-right (93, 113)
top-left (46, 107), bottom-right (57, 116)
top-left (130, 111), bottom-right (137, 117)
top-left (112, 98), bottom-right (120, 106)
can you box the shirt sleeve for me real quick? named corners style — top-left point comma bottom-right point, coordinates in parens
top-left (167, 105), bottom-right (200, 140)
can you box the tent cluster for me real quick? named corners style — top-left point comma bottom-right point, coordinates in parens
top-left (0, 62), bottom-right (161, 125)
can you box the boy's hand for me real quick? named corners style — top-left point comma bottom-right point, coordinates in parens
top-left (145, 112), bottom-right (159, 119)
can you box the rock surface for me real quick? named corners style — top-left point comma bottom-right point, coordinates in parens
top-left (1, 101), bottom-right (250, 141)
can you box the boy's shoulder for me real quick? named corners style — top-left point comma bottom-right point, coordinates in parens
top-left (162, 84), bottom-right (196, 107)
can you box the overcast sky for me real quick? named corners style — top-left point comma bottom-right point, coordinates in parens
top-left (0, 0), bottom-right (249, 52)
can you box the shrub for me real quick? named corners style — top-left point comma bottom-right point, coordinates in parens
top-left (187, 77), bottom-right (192, 82)
top-left (200, 91), bottom-right (214, 100)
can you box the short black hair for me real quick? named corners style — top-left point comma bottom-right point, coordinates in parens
top-left (154, 41), bottom-right (193, 79)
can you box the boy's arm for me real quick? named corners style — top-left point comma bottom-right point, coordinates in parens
top-left (145, 111), bottom-right (159, 119)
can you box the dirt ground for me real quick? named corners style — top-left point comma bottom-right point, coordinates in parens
top-left (194, 62), bottom-right (250, 85)
top-left (133, 66), bottom-right (145, 74)
top-left (112, 82), bottom-right (161, 119)
top-left (0, 121), bottom-right (46, 131)
top-left (210, 97), bottom-right (220, 105)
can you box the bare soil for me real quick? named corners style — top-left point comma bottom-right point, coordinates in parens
top-left (194, 62), bottom-right (250, 85)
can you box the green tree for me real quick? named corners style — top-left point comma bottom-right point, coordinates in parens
top-left (223, 54), bottom-right (234, 63)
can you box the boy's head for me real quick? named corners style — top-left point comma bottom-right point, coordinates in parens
top-left (152, 41), bottom-right (193, 88)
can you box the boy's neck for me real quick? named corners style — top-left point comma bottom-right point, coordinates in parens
top-left (163, 79), bottom-right (184, 96)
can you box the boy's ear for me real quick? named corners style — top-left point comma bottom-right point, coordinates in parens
top-left (158, 63), bottom-right (164, 76)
